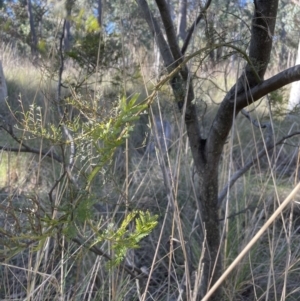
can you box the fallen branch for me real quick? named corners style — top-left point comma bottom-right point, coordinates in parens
top-left (0, 122), bottom-right (63, 163)
top-left (0, 145), bottom-right (63, 163)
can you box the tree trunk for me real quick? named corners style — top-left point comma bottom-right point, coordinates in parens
top-left (137, 0), bottom-right (279, 299)
top-left (97, 0), bottom-right (102, 27)
top-left (27, 0), bottom-right (38, 57)
top-left (206, 14), bottom-right (215, 65)
top-left (177, 0), bottom-right (187, 41)
top-left (0, 60), bottom-right (7, 105)
top-left (64, 0), bottom-right (74, 51)
top-left (196, 168), bottom-right (222, 299)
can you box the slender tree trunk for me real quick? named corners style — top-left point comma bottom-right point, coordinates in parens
top-left (206, 14), bottom-right (215, 65)
top-left (177, 0), bottom-right (187, 41)
top-left (64, 0), bottom-right (74, 51)
top-left (196, 169), bottom-right (222, 299)
top-left (27, 0), bottom-right (38, 57)
top-left (97, 0), bottom-right (102, 27)
top-left (64, 21), bottom-right (71, 51)
top-left (0, 60), bottom-right (7, 105)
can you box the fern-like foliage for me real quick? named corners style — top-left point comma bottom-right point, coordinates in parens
top-left (93, 210), bottom-right (158, 267)
top-left (1, 92), bottom-right (154, 270)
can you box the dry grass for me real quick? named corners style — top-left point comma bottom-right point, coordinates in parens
top-left (0, 40), bottom-right (300, 301)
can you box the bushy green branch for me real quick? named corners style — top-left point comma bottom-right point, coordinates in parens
top-left (2, 92), bottom-right (153, 271)
top-left (92, 210), bottom-right (158, 267)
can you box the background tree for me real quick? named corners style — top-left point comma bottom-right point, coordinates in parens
top-left (177, 0), bottom-right (187, 41)
top-left (64, 0), bottom-right (75, 51)
top-left (97, 0), bottom-right (102, 27)
top-left (26, 0), bottom-right (37, 56)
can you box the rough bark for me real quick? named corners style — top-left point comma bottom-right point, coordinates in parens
top-left (137, 0), bottom-right (280, 300)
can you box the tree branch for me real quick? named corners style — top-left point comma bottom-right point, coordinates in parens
top-left (57, 20), bottom-right (76, 170)
top-left (236, 65), bottom-right (300, 109)
top-left (0, 145), bottom-right (62, 163)
top-left (155, 0), bottom-right (183, 64)
top-left (206, 0), bottom-right (279, 170)
top-left (136, 0), bottom-right (174, 70)
top-left (181, 0), bottom-right (212, 55)
top-left (241, 108), bottom-right (268, 128)
top-left (56, 20), bottom-right (80, 188)
top-left (0, 123), bottom-right (63, 163)
top-left (246, 0), bottom-right (278, 81)
top-left (136, 0), bottom-right (204, 176)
